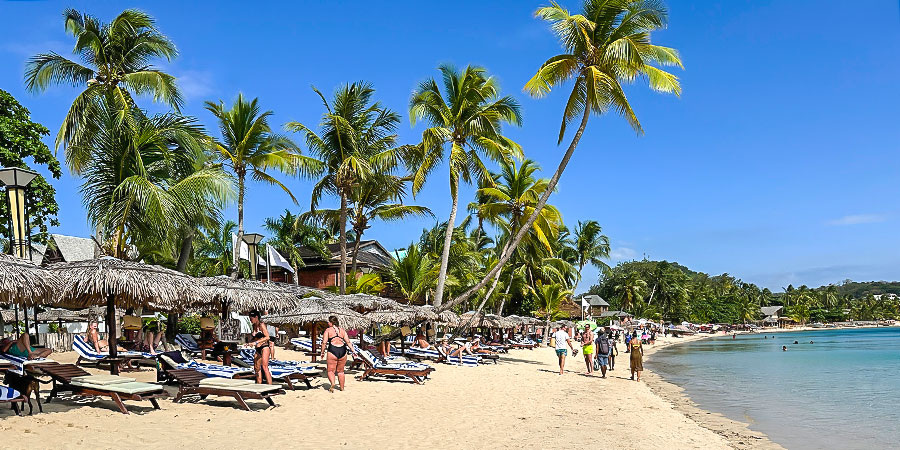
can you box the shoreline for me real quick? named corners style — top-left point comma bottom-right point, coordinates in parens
top-left (641, 333), bottom-right (785, 450)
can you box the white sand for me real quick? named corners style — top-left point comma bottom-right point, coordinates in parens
top-left (0, 335), bottom-right (769, 450)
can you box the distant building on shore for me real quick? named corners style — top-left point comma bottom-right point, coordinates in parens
top-left (760, 306), bottom-right (784, 326)
top-left (293, 240), bottom-right (393, 289)
top-left (581, 294), bottom-right (610, 318)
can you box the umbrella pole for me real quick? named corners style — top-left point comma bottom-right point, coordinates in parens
top-left (14, 307), bottom-right (19, 338)
top-left (220, 301), bottom-right (227, 340)
top-left (22, 304), bottom-right (29, 339)
top-left (311, 323), bottom-right (318, 362)
top-left (107, 293), bottom-right (118, 375)
top-left (33, 306), bottom-right (39, 345)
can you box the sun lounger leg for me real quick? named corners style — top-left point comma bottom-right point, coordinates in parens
top-left (109, 392), bottom-right (129, 415)
top-left (265, 396), bottom-right (276, 408)
top-left (232, 393), bottom-right (251, 411)
top-left (302, 376), bottom-right (312, 389)
top-left (283, 377), bottom-right (294, 391)
top-left (149, 397), bottom-right (161, 410)
top-left (11, 402), bottom-right (20, 416)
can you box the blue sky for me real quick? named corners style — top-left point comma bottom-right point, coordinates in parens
top-left (1, 0), bottom-right (899, 292)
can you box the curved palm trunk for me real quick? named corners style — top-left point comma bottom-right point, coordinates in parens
top-left (231, 174), bottom-right (245, 280)
top-left (338, 192), bottom-right (348, 294)
top-left (176, 230), bottom-right (194, 273)
top-left (433, 184), bottom-right (460, 307)
top-left (440, 106), bottom-right (591, 312)
top-left (496, 272), bottom-right (514, 315)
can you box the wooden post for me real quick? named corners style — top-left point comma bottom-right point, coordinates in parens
top-left (220, 300), bottom-right (227, 340)
top-left (311, 323), bottom-right (318, 362)
top-left (22, 304), bottom-right (29, 339)
top-left (107, 294), bottom-right (118, 375)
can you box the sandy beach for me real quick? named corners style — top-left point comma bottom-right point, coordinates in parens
top-left (0, 334), bottom-right (783, 450)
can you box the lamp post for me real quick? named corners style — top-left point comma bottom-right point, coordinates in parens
top-left (0, 167), bottom-right (38, 260)
top-left (242, 233), bottom-right (264, 281)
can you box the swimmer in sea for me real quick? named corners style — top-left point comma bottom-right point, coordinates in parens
top-left (782, 345), bottom-right (787, 351)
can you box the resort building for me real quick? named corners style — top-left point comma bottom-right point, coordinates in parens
top-left (581, 294), bottom-right (610, 318)
top-left (293, 240), bottom-right (393, 289)
top-left (759, 306), bottom-right (783, 326)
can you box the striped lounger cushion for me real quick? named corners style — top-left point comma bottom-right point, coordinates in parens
top-left (360, 350), bottom-right (431, 371)
top-left (174, 334), bottom-right (200, 352)
top-left (0, 385), bottom-right (22, 401)
top-left (1, 353), bottom-right (56, 375)
top-left (238, 349), bottom-right (318, 374)
top-left (180, 361), bottom-right (254, 378)
top-left (73, 335), bottom-right (153, 360)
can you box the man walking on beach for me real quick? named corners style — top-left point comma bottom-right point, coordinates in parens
top-left (554, 326), bottom-right (574, 375)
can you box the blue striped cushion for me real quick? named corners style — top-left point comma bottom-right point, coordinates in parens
top-left (174, 334), bottom-right (200, 351)
top-left (180, 361), bottom-right (253, 378)
top-left (0, 385), bottom-right (21, 401)
top-left (73, 335), bottom-right (153, 360)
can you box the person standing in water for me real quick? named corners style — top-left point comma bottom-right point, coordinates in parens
top-left (553, 326), bottom-right (574, 375)
top-left (629, 331), bottom-right (644, 381)
top-left (320, 315), bottom-right (355, 393)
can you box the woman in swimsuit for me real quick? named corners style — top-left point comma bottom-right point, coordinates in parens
top-left (247, 311), bottom-right (273, 384)
top-left (320, 315), bottom-right (355, 392)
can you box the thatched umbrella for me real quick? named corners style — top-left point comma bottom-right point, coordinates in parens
top-left (198, 276), bottom-right (300, 338)
top-left (332, 293), bottom-right (402, 312)
top-left (0, 253), bottom-right (61, 336)
top-left (262, 297), bottom-right (371, 360)
top-left (420, 305), bottom-right (460, 326)
top-left (51, 257), bottom-right (212, 374)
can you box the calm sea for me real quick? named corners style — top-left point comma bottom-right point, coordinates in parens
top-left (649, 327), bottom-right (900, 450)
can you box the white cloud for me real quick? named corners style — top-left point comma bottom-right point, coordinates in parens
top-left (826, 214), bottom-right (886, 226)
top-left (175, 70), bottom-right (215, 101)
top-left (610, 247), bottom-right (637, 261)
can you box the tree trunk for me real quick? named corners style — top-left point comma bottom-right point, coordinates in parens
top-left (440, 106), bottom-right (591, 312)
top-left (231, 173), bottom-right (245, 280)
top-left (432, 183), bottom-right (460, 308)
top-left (496, 272), bottom-right (514, 315)
top-left (338, 191), bottom-right (348, 295)
top-left (350, 227), bottom-right (363, 275)
top-left (176, 230), bottom-right (194, 273)
top-left (106, 294), bottom-right (118, 375)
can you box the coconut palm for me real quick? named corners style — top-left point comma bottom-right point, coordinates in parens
top-left (566, 220), bottom-right (611, 281)
top-left (385, 244), bottom-right (436, 304)
top-left (531, 281), bottom-right (571, 340)
top-left (25, 8), bottom-right (182, 156)
top-left (205, 94), bottom-right (312, 279)
top-left (191, 220), bottom-right (236, 277)
top-left (409, 64), bottom-right (523, 306)
top-left (305, 177), bottom-right (432, 275)
top-left (614, 270), bottom-right (647, 312)
top-left (286, 82), bottom-right (402, 294)
top-left (73, 101), bottom-right (231, 259)
top-left (444, 0), bottom-right (682, 311)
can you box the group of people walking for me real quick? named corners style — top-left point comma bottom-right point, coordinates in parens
top-left (553, 326), bottom-right (645, 381)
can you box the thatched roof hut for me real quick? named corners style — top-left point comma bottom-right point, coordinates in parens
top-left (50, 257), bottom-right (212, 373)
top-left (0, 253), bottom-right (59, 306)
top-left (198, 276), bottom-right (299, 314)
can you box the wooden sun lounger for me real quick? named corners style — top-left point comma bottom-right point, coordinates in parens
top-left (356, 351), bottom-right (435, 384)
top-left (37, 363), bottom-right (168, 414)
top-left (168, 369), bottom-right (285, 411)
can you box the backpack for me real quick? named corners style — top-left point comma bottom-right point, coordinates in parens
top-left (598, 337), bottom-right (610, 356)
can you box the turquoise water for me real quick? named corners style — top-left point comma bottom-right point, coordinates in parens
top-left (649, 328), bottom-right (900, 449)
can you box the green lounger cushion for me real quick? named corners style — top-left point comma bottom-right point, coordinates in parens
top-left (71, 375), bottom-right (136, 385)
top-left (212, 383), bottom-right (282, 394)
top-left (70, 381), bottom-right (163, 395)
top-left (198, 378), bottom-right (255, 388)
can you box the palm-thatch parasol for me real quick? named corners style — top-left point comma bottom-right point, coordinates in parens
top-left (51, 257), bottom-right (212, 373)
top-left (331, 293), bottom-right (402, 312)
top-left (421, 305), bottom-right (460, 326)
top-left (0, 253), bottom-right (58, 306)
top-left (262, 297), bottom-right (370, 360)
top-left (364, 304), bottom-right (438, 326)
top-left (198, 276), bottom-right (301, 338)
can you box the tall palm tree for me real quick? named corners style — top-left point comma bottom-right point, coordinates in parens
top-left (287, 82), bottom-right (401, 294)
top-left (73, 101), bottom-right (231, 258)
top-left (25, 9), bottom-right (182, 155)
top-left (308, 177), bottom-right (432, 274)
top-left (409, 64), bottom-right (523, 306)
top-left (567, 220), bottom-right (610, 281)
top-left (262, 209), bottom-right (330, 282)
top-left (614, 270), bottom-right (647, 312)
top-left (205, 94), bottom-right (311, 279)
top-left (191, 220), bottom-right (237, 276)
top-left (444, 0), bottom-right (682, 311)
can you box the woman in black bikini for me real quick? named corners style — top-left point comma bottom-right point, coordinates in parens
top-left (247, 311), bottom-right (273, 384)
top-left (320, 315), bottom-right (355, 392)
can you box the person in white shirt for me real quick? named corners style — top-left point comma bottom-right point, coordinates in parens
top-left (553, 326), bottom-right (575, 375)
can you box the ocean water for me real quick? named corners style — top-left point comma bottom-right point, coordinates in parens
top-left (648, 328), bottom-right (900, 449)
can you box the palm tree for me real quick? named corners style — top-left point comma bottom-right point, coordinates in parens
top-left (409, 64), bottom-right (523, 306)
top-left (205, 94), bottom-right (311, 279)
top-left (25, 9), bottom-right (182, 155)
top-left (568, 220), bottom-right (610, 281)
top-left (444, 0), bottom-right (682, 311)
top-left (385, 244), bottom-right (437, 304)
top-left (306, 177), bottom-right (432, 275)
top-left (262, 209), bottom-right (330, 282)
top-left (287, 82), bottom-right (401, 294)
top-left (191, 220), bottom-right (237, 276)
top-left (614, 271), bottom-right (647, 312)
top-left (531, 281), bottom-right (571, 341)
top-left (73, 101), bottom-right (231, 258)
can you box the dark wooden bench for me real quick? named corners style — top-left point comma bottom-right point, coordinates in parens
top-left (168, 369), bottom-right (285, 411)
top-left (37, 363), bottom-right (168, 414)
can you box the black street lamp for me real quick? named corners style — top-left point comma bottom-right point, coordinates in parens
top-left (243, 233), bottom-right (264, 281)
top-left (0, 167), bottom-right (38, 260)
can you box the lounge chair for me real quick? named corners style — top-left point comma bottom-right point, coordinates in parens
top-left (355, 349), bottom-right (434, 384)
top-left (72, 335), bottom-right (153, 371)
top-left (0, 384), bottom-right (26, 416)
top-left (0, 353), bottom-right (56, 375)
top-left (38, 363), bottom-right (168, 414)
top-left (235, 348), bottom-right (320, 390)
top-left (157, 351), bottom-right (253, 383)
top-left (167, 368), bottom-right (285, 411)
top-left (173, 334), bottom-right (204, 356)
top-left (434, 346), bottom-right (481, 367)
